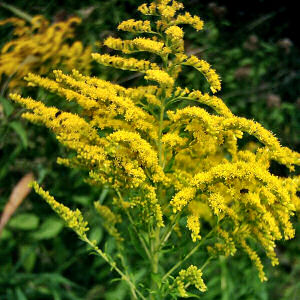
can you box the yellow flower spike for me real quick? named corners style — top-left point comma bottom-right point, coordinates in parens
top-left (117, 19), bottom-right (152, 33)
top-left (240, 239), bottom-right (267, 282)
top-left (183, 55), bottom-right (221, 93)
top-left (187, 215), bottom-right (201, 242)
top-left (207, 192), bottom-right (239, 224)
top-left (71, 69), bottom-right (126, 94)
top-left (138, 2), bottom-right (158, 15)
top-left (138, 3), bottom-right (153, 15)
top-left (144, 69), bottom-right (175, 87)
top-left (9, 93), bottom-right (103, 149)
top-left (138, 0), bottom-right (184, 18)
top-left (31, 182), bottom-right (89, 238)
top-left (157, 1), bottom-right (175, 19)
top-left (92, 53), bottom-right (160, 73)
top-left (221, 117), bottom-right (300, 167)
top-left (188, 90), bottom-right (233, 117)
top-left (133, 37), bottom-right (169, 54)
top-left (252, 228), bottom-right (279, 266)
top-left (104, 36), bottom-right (171, 56)
top-left (104, 37), bottom-right (135, 54)
top-left (174, 12), bottom-right (204, 31)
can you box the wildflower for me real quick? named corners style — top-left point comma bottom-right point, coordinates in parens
top-left (10, 0), bottom-right (300, 294)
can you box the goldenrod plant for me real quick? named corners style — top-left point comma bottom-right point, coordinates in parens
top-left (0, 14), bottom-right (92, 90)
top-left (10, 0), bottom-right (300, 298)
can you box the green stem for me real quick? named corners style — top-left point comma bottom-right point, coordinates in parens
top-left (157, 213), bottom-right (180, 251)
top-left (200, 256), bottom-right (213, 271)
top-left (117, 244), bottom-right (137, 300)
top-left (127, 210), bottom-right (152, 260)
top-left (165, 96), bottom-right (199, 108)
top-left (116, 189), bottom-right (152, 260)
top-left (83, 236), bottom-right (146, 300)
top-left (0, 2), bottom-right (33, 23)
top-left (220, 256), bottom-right (229, 300)
top-left (148, 71), bottom-right (169, 299)
top-left (162, 230), bottom-right (214, 281)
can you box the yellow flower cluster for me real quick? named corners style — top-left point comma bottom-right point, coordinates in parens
top-left (11, 0), bottom-right (300, 291)
top-left (175, 265), bottom-right (207, 297)
top-left (165, 25), bottom-right (184, 41)
top-left (157, 0), bottom-right (184, 19)
top-left (0, 15), bottom-right (92, 89)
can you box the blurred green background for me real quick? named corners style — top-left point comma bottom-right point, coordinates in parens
top-left (0, 0), bottom-right (299, 299)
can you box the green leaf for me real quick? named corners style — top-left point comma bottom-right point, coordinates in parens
top-left (9, 213), bottom-right (39, 230)
top-left (9, 121), bottom-right (28, 148)
top-left (0, 96), bottom-right (14, 117)
top-left (103, 237), bottom-right (116, 256)
top-left (105, 281), bottom-right (127, 300)
top-left (151, 273), bottom-right (162, 289)
top-left (73, 195), bottom-right (90, 206)
top-left (31, 217), bottom-right (64, 240)
top-left (164, 151), bottom-right (176, 173)
top-left (15, 288), bottom-right (27, 300)
top-left (19, 245), bottom-right (36, 272)
top-left (89, 226), bottom-right (103, 244)
top-left (185, 292), bottom-right (201, 299)
top-left (0, 228), bottom-right (12, 240)
top-left (0, 144), bottom-right (22, 180)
